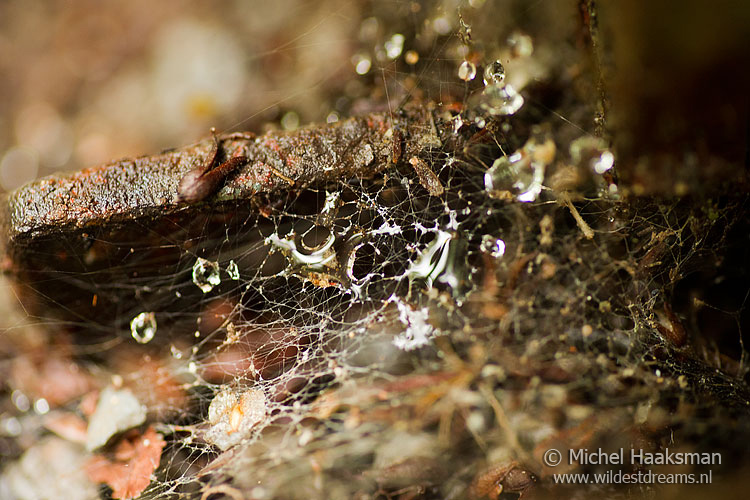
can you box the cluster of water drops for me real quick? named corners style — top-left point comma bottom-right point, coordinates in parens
top-left (457, 28), bottom-right (537, 124)
top-left (128, 257), bottom-right (241, 344)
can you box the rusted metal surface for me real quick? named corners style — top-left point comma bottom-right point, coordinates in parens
top-left (1, 111), bottom-right (426, 246)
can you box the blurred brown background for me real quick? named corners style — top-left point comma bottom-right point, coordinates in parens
top-left (0, 0), bottom-right (374, 192)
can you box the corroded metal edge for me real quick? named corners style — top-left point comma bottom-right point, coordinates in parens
top-left (0, 112), bottom-right (411, 247)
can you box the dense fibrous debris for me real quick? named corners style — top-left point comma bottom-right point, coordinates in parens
top-left (1, 1), bottom-right (749, 500)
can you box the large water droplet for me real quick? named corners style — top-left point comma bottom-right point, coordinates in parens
top-left (458, 60), bottom-right (477, 81)
top-left (481, 235), bottom-right (506, 258)
top-left (192, 257), bottom-right (221, 293)
top-left (483, 60), bottom-right (505, 85)
top-left (385, 34), bottom-right (405, 59)
top-left (481, 83), bottom-right (524, 116)
top-left (130, 312), bottom-right (157, 344)
top-left (569, 136), bottom-right (615, 174)
top-left (485, 151), bottom-right (544, 203)
top-left (484, 153), bottom-right (521, 191)
top-left (485, 130), bottom-right (554, 203)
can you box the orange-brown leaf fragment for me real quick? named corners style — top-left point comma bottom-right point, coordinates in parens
top-left (43, 412), bottom-right (88, 444)
top-left (85, 426), bottom-right (165, 500)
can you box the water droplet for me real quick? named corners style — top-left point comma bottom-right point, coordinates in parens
top-left (569, 136), bottom-right (615, 174)
top-left (1, 416), bottom-right (22, 436)
top-left (359, 17), bottom-right (379, 42)
top-left (593, 150), bottom-right (615, 174)
top-left (405, 229), bottom-right (453, 288)
top-left (280, 111), bottom-right (299, 131)
top-left (353, 53), bottom-right (371, 75)
top-left (385, 33), bottom-right (405, 59)
top-left (483, 60), bottom-right (505, 85)
top-left (433, 16), bottom-right (452, 35)
top-left (481, 83), bottom-right (524, 116)
top-left (33, 398), bottom-right (50, 415)
top-left (192, 257), bottom-right (221, 293)
top-left (130, 311), bottom-right (157, 344)
top-left (170, 345), bottom-right (183, 359)
top-left (485, 150), bottom-right (545, 203)
top-left (480, 235), bottom-right (506, 258)
top-left (458, 60), bottom-right (477, 81)
top-left (453, 116), bottom-right (465, 133)
top-left (508, 31), bottom-right (533, 57)
top-left (485, 153), bottom-right (520, 191)
top-left (405, 50), bottom-right (419, 65)
top-left (11, 390), bottom-right (30, 412)
top-left (226, 260), bottom-right (240, 280)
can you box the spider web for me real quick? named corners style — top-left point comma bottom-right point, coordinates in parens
top-left (2, 2), bottom-right (750, 500)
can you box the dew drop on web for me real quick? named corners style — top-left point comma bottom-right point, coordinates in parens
top-left (192, 257), bottom-right (221, 293)
top-left (458, 60), bottom-right (477, 81)
top-left (385, 33), bottom-right (405, 59)
top-left (480, 235), bottom-right (506, 259)
top-left (481, 83), bottom-right (524, 116)
top-left (130, 311), bottom-right (157, 344)
top-left (483, 60), bottom-right (505, 85)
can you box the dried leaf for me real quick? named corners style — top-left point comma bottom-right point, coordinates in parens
top-left (86, 387), bottom-right (146, 451)
top-left (43, 412), bottom-right (88, 444)
top-left (85, 426), bottom-right (166, 500)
